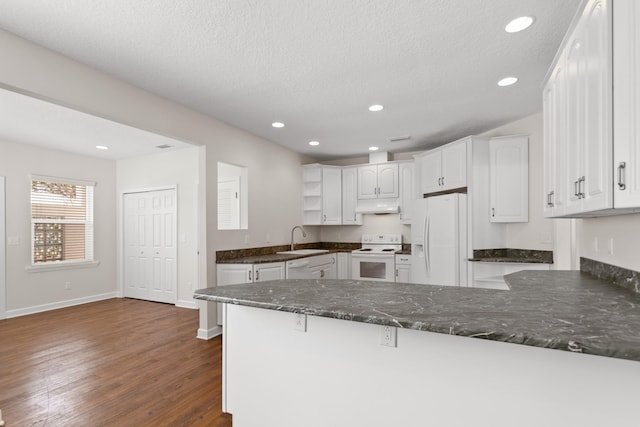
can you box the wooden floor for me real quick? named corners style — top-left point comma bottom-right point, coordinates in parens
top-left (0, 298), bottom-right (231, 427)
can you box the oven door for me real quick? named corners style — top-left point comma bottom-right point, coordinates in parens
top-left (351, 254), bottom-right (395, 282)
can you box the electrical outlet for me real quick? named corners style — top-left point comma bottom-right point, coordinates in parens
top-left (380, 325), bottom-right (397, 347)
top-left (64, 281), bottom-right (71, 290)
top-left (294, 313), bottom-right (307, 332)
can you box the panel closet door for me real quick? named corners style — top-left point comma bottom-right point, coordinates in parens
top-left (124, 189), bottom-right (177, 304)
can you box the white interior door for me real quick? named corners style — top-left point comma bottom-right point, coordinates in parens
top-left (124, 189), bottom-right (177, 304)
top-left (0, 176), bottom-right (5, 319)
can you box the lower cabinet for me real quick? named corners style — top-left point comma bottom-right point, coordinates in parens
top-left (395, 254), bottom-right (412, 283)
top-left (216, 261), bottom-right (285, 324)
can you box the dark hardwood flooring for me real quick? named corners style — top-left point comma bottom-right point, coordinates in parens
top-left (0, 298), bottom-right (231, 426)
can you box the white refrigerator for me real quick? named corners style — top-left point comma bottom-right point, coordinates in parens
top-left (411, 194), bottom-right (467, 286)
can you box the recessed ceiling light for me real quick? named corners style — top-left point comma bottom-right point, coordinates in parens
top-left (368, 104), bottom-right (384, 112)
top-left (272, 122), bottom-right (285, 128)
top-left (309, 141), bottom-right (320, 146)
top-left (497, 77), bottom-right (518, 87)
top-left (369, 146), bottom-right (379, 151)
top-left (505, 16), bottom-right (535, 33)
top-left (95, 145), bottom-right (108, 150)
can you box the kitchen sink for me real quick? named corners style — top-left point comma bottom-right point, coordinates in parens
top-left (277, 249), bottom-right (330, 255)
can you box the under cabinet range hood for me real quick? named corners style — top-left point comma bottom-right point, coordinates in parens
top-left (355, 199), bottom-right (400, 214)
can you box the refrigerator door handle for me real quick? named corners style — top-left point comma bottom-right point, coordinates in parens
top-left (424, 214), bottom-right (430, 273)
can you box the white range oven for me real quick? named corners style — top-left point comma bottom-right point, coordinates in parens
top-left (351, 234), bottom-right (402, 282)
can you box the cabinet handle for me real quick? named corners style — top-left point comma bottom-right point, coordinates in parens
top-left (574, 179), bottom-right (579, 197)
top-left (618, 162), bottom-right (627, 190)
top-left (547, 191), bottom-right (555, 208)
top-left (491, 208), bottom-right (495, 217)
top-left (441, 176), bottom-right (445, 186)
top-left (248, 270), bottom-right (252, 282)
top-left (323, 214), bottom-right (326, 222)
top-left (256, 270), bottom-right (260, 281)
top-left (395, 268), bottom-right (399, 278)
top-left (437, 177), bottom-right (441, 186)
top-left (579, 176), bottom-right (585, 199)
top-left (320, 270), bottom-right (325, 278)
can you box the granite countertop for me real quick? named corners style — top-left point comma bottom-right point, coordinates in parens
top-left (194, 269), bottom-right (640, 362)
top-left (216, 243), bottom-right (359, 264)
top-left (468, 248), bottom-right (553, 264)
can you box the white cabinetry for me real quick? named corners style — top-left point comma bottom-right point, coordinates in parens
top-left (342, 167), bottom-right (362, 225)
top-left (322, 167), bottom-right (342, 224)
top-left (489, 136), bottom-right (528, 223)
top-left (399, 161), bottom-right (415, 224)
top-left (415, 139), bottom-right (467, 195)
top-left (543, 0), bottom-right (640, 217)
top-left (613, 0), bottom-right (640, 207)
top-left (303, 164), bottom-right (342, 225)
top-left (357, 163), bottom-right (399, 199)
top-left (395, 254), bottom-right (412, 283)
top-left (216, 261), bottom-right (285, 323)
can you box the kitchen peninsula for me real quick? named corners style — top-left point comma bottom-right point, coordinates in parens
top-left (195, 260), bottom-right (640, 427)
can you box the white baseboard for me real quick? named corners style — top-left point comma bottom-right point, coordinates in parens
top-left (6, 292), bottom-right (119, 318)
top-left (197, 326), bottom-right (222, 340)
top-left (176, 299), bottom-right (198, 309)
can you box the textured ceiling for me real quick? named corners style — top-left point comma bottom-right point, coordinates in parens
top-left (0, 0), bottom-right (581, 161)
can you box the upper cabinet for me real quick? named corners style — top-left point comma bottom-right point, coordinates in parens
top-left (357, 163), bottom-right (399, 199)
top-left (489, 136), bottom-right (528, 223)
top-left (613, 0), bottom-right (640, 207)
top-left (543, 0), bottom-right (640, 217)
top-left (342, 167), bottom-right (362, 225)
top-left (399, 161), bottom-right (415, 224)
top-left (415, 139), bottom-right (467, 196)
top-left (302, 164), bottom-right (342, 225)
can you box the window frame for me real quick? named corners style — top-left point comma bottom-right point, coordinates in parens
top-left (27, 174), bottom-right (98, 272)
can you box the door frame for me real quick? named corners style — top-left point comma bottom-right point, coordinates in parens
top-left (1, 176), bottom-right (6, 319)
top-left (120, 186), bottom-right (178, 303)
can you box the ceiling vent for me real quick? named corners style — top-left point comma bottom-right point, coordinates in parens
top-left (388, 135), bottom-right (411, 142)
top-left (155, 144), bottom-right (173, 149)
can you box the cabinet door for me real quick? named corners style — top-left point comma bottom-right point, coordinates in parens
top-left (395, 264), bottom-right (411, 283)
top-left (614, 0), bottom-right (640, 207)
top-left (217, 264), bottom-right (253, 285)
top-left (342, 167), bottom-right (361, 225)
top-left (417, 150), bottom-right (442, 195)
top-left (581, 0), bottom-right (613, 212)
top-left (441, 140), bottom-right (467, 191)
top-left (254, 262), bottom-right (285, 282)
top-left (399, 162), bottom-right (415, 224)
top-left (543, 60), bottom-right (568, 217)
top-left (490, 136), bottom-right (529, 223)
top-left (564, 26), bottom-right (587, 215)
top-left (322, 167), bottom-right (342, 224)
top-left (377, 163), bottom-right (399, 198)
top-left (357, 165), bottom-right (378, 199)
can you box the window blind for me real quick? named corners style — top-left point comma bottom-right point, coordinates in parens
top-left (31, 177), bottom-right (95, 264)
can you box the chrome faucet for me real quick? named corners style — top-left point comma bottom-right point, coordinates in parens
top-left (290, 225), bottom-right (307, 250)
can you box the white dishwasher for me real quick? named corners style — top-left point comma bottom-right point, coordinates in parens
top-left (286, 253), bottom-right (336, 279)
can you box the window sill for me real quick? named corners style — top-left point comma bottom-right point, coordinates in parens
top-left (25, 260), bottom-right (100, 273)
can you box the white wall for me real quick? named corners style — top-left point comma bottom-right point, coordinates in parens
top-left (579, 214), bottom-right (640, 271)
top-left (116, 146), bottom-right (204, 308)
top-left (0, 29), bottom-right (317, 289)
top-left (320, 215), bottom-right (410, 243)
top-left (0, 176), bottom-right (5, 318)
top-left (0, 139), bottom-right (116, 315)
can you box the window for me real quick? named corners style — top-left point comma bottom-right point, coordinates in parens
top-left (31, 176), bottom-right (95, 265)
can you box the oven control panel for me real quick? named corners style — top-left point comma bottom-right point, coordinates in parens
top-left (361, 234), bottom-right (402, 244)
